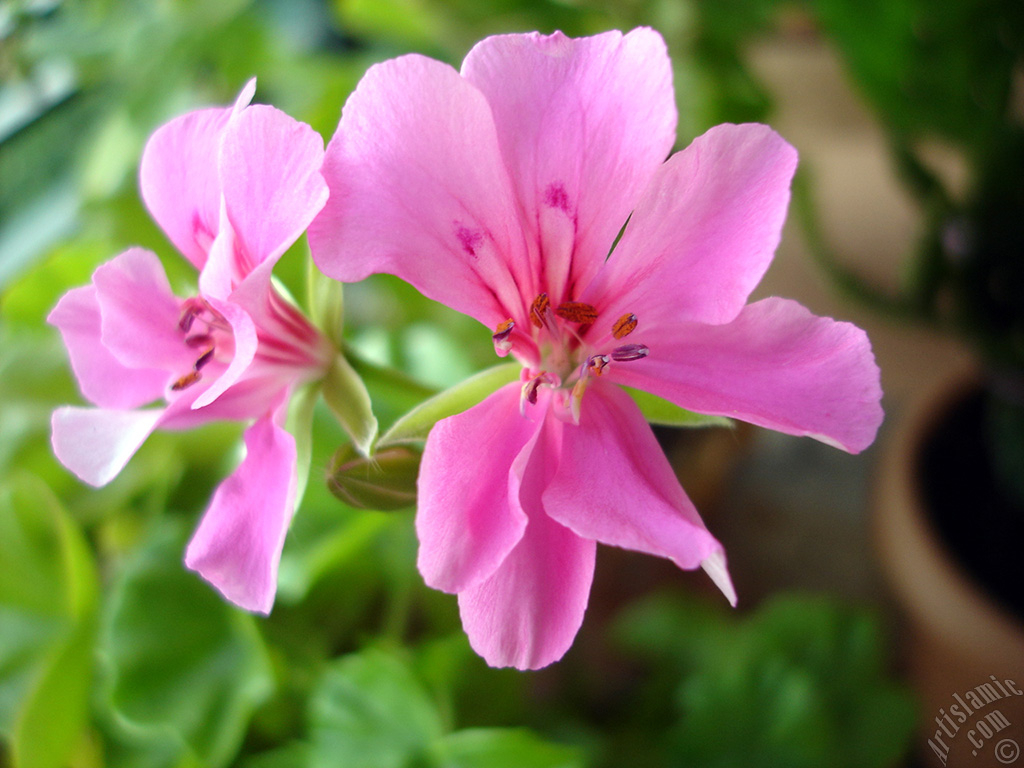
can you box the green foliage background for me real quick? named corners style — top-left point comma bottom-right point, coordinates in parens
top-left (0, 0), bottom-right (932, 766)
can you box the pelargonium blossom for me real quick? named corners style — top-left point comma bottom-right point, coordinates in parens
top-left (49, 81), bottom-right (332, 613)
top-left (309, 29), bottom-right (883, 669)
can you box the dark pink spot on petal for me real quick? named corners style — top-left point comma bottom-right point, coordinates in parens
top-left (543, 183), bottom-right (571, 214)
top-left (456, 224), bottom-right (485, 258)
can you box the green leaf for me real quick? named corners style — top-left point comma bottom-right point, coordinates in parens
top-left (101, 520), bottom-right (273, 768)
top-left (307, 258), bottom-right (344, 348)
top-left (622, 386), bottom-right (733, 429)
top-left (378, 363), bottom-right (519, 447)
top-left (0, 473), bottom-right (99, 768)
top-left (309, 647), bottom-right (444, 768)
top-left (323, 354), bottom-right (379, 458)
top-left (434, 728), bottom-right (585, 768)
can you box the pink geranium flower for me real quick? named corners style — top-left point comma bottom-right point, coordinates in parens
top-left (309, 29), bottom-right (884, 669)
top-left (49, 81), bottom-right (332, 613)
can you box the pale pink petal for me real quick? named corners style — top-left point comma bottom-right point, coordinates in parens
top-left (416, 382), bottom-right (538, 594)
top-left (544, 383), bottom-right (726, 577)
top-left (185, 413), bottom-right (296, 614)
top-left (585, 123), bottom-right (798, 328)
top-left (607, 297), bottom-right (884, 454)
top-left (161, 375), bottom-right (286, 429)
top-left (217, 104), bottom-right (327, 273)
top-left (190, 295), bottom-right (258, 409)
top-left (48, 284), bottom-right (167, 409)
top-left (92, 248), bottom-right (193, 373)
top-left (461, 28), bottom-right (676, 301)
top-left (308, 54), bottom-right (531, 329)
top-left (140, 106), bottom-right (232, 269)
top-left (51, 406), bottom-right (163, 487)
top-left (459, 407), bottom-right (596, 670)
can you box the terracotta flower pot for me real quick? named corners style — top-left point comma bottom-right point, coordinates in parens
top-left (875, 369), bottom-right (1024, 768)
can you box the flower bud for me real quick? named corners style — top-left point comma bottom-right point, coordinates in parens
top-left (327, 444), bottom-right (420, 511)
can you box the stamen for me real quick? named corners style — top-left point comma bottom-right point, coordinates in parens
top-left (529, 293), bottom-right (550, 328)
top-left (585, 354), bottom-right (610, 377)
top-left (612, 312), bottom-right (638, 339)
top-left (492, 318), bottom-right (515, 352)
top-left (178, 298), bottom-right (206, 332)
top-left (171, 370), bottom-right (202, 391)
top-left (194, 348), bottom-right (215, 371)
top-left (185, 333), bottom-right (215, 348)
top-left (520, 371), bottom-right (559, 415)
top-left (610, 343), bottom-right (649, 362)
top-left (555, 301), bottom-right (598, 325)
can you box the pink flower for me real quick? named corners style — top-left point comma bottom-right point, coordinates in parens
top-left (309, 29), bottom-right (884, 669)
top-left (49, 81), bottom-right (332, 613)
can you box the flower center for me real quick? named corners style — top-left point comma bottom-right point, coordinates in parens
top-left (171, 297), bottom-right (232, 391)
top-left (493, 293), bottom-right (649, 422)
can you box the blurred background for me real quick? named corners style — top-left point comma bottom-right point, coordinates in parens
top-left (2, 1), bottom-right (1022, 767)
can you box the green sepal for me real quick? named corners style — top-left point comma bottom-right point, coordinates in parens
top-left (307, 258), bottom-right (344, 347)
top-left (323, 353), bottom-right (378, 458)
top-left (327, 443), bottom-right (420, 511)
top-left (286, 379), bottom-right (322, 511)
top-left (623, 386), bottom-right (734, 429)
top-left (378, 362), bottom-right (520, 447)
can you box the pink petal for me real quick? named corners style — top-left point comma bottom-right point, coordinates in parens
top-left (218, 104), bottom-right (328, 273)
top-left (92, 248), bottom-right (193, 374)
top-left (544, 383), bottom-right (728, 582)
top-left (308, 54), bottom-right (531, 329)
top-left (461, 29), bottom-right (676, 301)
top-left (48, 284), bottom-right (167, 409)
top-left (51, 406), bottom-right (163, 487)
top-left (184, 412), bottom-right (296, 614)
top-left (459, 408), bottom-right (596, 670)
top-left (607, 297), bottom-right (884, 454)
top-left (585, 123), bottom-right (798, 328)
top-left (416, 382), bottom-right (537, 594)
top-left (190, 295), bottom-right (258, 410)
top-left (140, 106), bottom-right (233, 269)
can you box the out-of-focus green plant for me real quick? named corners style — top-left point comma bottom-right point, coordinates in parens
top-left (614, 593), bottom-right (917, 768)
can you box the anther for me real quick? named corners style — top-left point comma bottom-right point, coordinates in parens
top-left (555, 301), bottom-right (598, 325)
top-left (529, 293), bottom-right (550, 328)
top-left (612, 312), bottom-right (638, 339)
top-left (585, 354), bottom-right (610, 377)
top-left (610, 344), bottom-right (649, 362)
top-left (178, 298), bottom-right (206, 332)
top-left (492, 318), bottom-right (515, 352)
top-left (520, 371), bottom-right (558, 415)
top-left (171, 370), bottom-right (202, 391)
top-left (194, 348), bottom-right (215, 371)
top-left (185, 333), bottom-right (215, 348)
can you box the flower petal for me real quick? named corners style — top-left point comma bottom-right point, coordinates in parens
top-left (140, 106), bottom-right (233, 269)
top-left (416, 382), bottom-right (538, 594)
top-left (93, 248), bottom-right (193, 373)
top-left (544, 383), bottom-right (726, 577)
top-left (308, 54), bottom-right (530, 329)
top-left (607, 297), bottom-right (884, 453)
top-left (461, 28), bottom-right (676, 301)
top-left (48, 284), bottom-right (167, 409)
top-left (458, 408), bottom-right (595, 670)
top-left (218, 104), bottom-right (328, 273)
top-left (51, 406), bottom-right (163, 487)
top-left (586, 123), bottom-right (798, 327)
top-left (184, 412), bottom-right (297, 614)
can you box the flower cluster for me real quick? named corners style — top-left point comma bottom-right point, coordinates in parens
top-left (51, 30), bottom-right (883, 670)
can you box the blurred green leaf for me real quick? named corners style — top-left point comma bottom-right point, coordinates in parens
top-left (0, 473), bottom-right (99, 768)
top-left (622, 387), bottom-right (734, 430)
top-left (309, 647), bottom-right (444, 768)
top-left (377, 362), bottom-right (519, 447)
top-left (434, 728), bottom-right (585, 768)
top-left (100, 520), bottom-right (273, 768)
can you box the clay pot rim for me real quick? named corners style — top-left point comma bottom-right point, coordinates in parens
top-left (873, 363), bottom-right (1024, 657)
